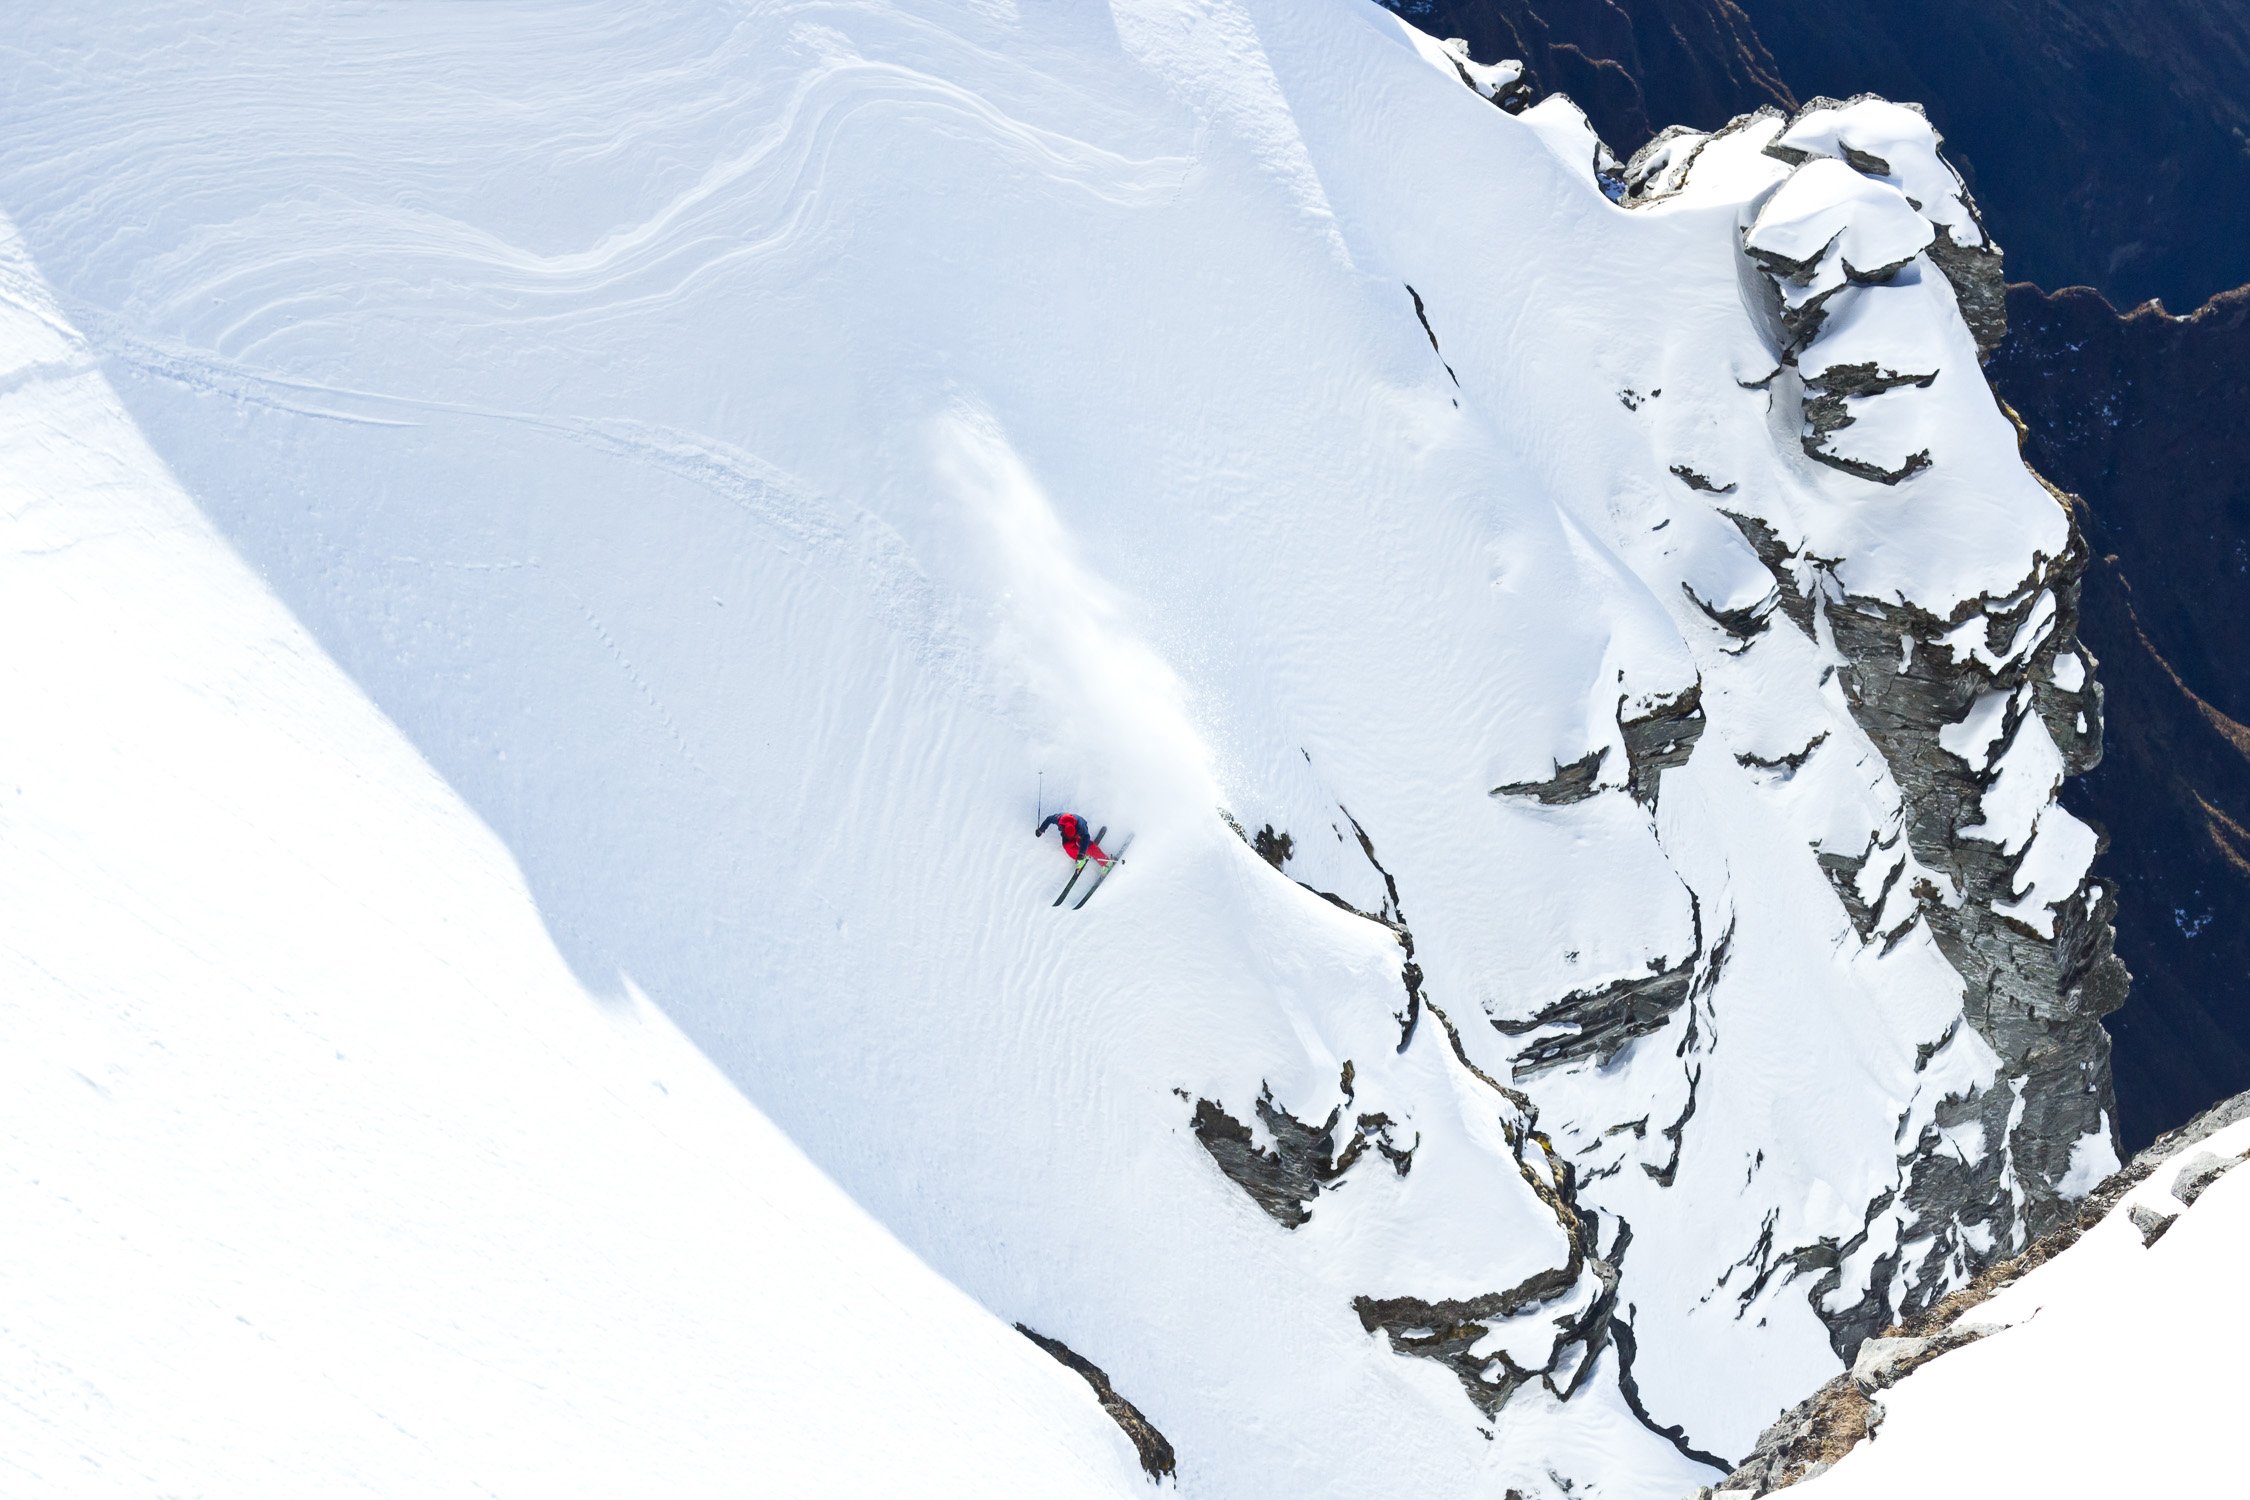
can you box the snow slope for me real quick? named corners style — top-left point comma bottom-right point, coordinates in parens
top-left (0, 2), bottom-right (2109, 1493)
top-left (0, 228), bottom-right (1146, 1497)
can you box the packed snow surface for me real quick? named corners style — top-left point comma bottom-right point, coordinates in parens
top-left (0, 2), bottom-right (2094, 1495)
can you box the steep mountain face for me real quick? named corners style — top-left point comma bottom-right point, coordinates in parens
top-left (0, 3), bottom-right (2131, 1495)
top-left (1387, 0), bottom-right (2250, 1157)
top-left (1575, 98), bottom-right (2128, 1386)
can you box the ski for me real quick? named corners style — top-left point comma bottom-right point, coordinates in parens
top-left (1052, 825), bottom-right (1107, 907)
top-left (1071, 834), bottom-right (1133, 909)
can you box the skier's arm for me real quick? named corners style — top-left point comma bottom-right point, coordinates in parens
top-left (1036, 814), bottom-right (1059, 837)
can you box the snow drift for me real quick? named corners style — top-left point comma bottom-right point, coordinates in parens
top-left (0, 3), bottom-right (2125, 1494)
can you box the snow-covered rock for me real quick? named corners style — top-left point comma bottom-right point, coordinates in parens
top-left (0, 3), bottom-right (2124, 1494)
top-left (1713, 1088), bottom-right (2250, 1496)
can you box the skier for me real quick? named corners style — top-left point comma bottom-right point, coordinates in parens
top-left (1036, 812), bottom-right (1111, 868)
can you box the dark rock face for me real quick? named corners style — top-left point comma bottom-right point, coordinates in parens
top-left (1798, 363), bottom-right (1935, 483)
top-left (1925, 227), bottom-right (2008, 357)
top-left (1707, 117), bottom-right (2130, 1282)
top-left (1189, 1079), bottom-right (1415, 1230)
top-left (1342, 1076), bottom-right (1633, 1425)
top-left (1777, 552), bottom-right (2123, 1306)
top-left (1490, 747), bottom-right (1606, 805)
top-left (1487, 683), bottom-right (1704, 808)
top-left (1817, 534), bottom-right (2128, 1239)
top-left (1619, 683), bottom-right (1705, 804)
top-left (1987, 284), bottom-right (2250, 1149)
top-left (1496, 946), bottom-right (1697, 1074)
top-left (1014, 1326), bottom-right (1177, 1482)
top-left (1203, 805), bottom-right (1684, 1440)
top-left (1352, 1244), bottom-right (1617, 1415)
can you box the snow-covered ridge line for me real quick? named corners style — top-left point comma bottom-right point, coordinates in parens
top-left (1613, 83), bottom-right (2124, 1340)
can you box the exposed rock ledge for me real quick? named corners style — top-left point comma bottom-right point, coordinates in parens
top-left (1015, 1326), bottom-right (1177, 1483)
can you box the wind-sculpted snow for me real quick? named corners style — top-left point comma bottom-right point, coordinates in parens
top-left (0, 2), bottom-right (2118, 1494)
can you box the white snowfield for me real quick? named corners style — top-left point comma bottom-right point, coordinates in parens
top-left (0, 3), bottom-right (2123, 1496)
top-left (1791, 1113), bottom-right (2250, 1498)
top-left (0, 241), bottom-right (1146, 1498)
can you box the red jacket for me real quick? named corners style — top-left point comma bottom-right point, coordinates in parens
top-left (1037, 813), bottom-right (1105, 861)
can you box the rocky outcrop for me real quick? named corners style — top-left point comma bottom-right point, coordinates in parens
top-left (1189, 1074), bottom-right (1416, 1230)
top-left (1347, 1042), bottom-right (1627, 1423)
top-left (1496, 898), bottom-right (1709, 1077)
top-left (1403, 0), bottom-right (2250, 1165)
top-left (1621, 683), bottom-right (1707, 804)
top-left (1353, 1243), bottom-right (1617, 1416)
top-left (1732, 0), bottom-right (2250, 313)
top-left (1488, 683), bottom-right (1705, 809)
top-left (1710, 1320), bottom-right (1993, 1494)
top-left (1815, 527), bottom-right (2128, 1242)
top-left (1495, 957), bottom-right (1696, 1074)
top-left (1422, 39), bottom-right (1531, 112)
top-left (1398, 6), bottom-right (2249, 1476)
top-left (1014, 1326), bottom-right (1177, 1483)
top-left (1798, 363), bottom-right (1935, 483)
top-left (1491, 747), bottom-right (1607, 805)
top-left (2168, 1144), bottom-right (2249, 1208)
top-left (1756, 95), bottom-right (2008, 358)
top-left (1923, 229), bottom-right (2007, 358)
top-left (1210, 801), bottom-right (1661, 1436)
